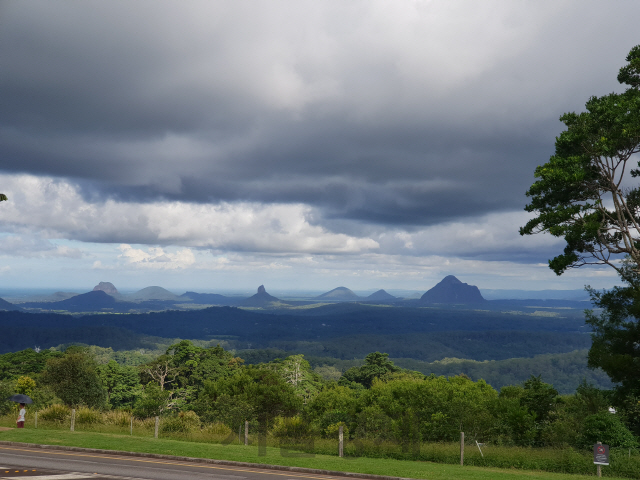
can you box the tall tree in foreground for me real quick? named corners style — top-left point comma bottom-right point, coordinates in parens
top-left (520, 45), bottom-right (640, 425)
top-left (520, 45), bottom-right (640, 276)
top-left (42, 347), bottom-right (106, 408)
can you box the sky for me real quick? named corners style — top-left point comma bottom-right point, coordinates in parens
top-left (1, 0), bottom-right (638, 294)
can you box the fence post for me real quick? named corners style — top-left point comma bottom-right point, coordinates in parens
top-left (130, 416), bottom-right (133, 435)
top-left (339, 425), bottom-right (344, 458)
top-left (597, 441), bottom-right (602, 478)
top-left (460, 432), bottom-right (464, 466)
top-left (154, 416), bottom-right (159, 439)
top-left (35, 411), bottom-right (37, 429)
top-left (70, 409), bottom-right (75, 432)
top-left (245, 420), bottom-right (249, 446)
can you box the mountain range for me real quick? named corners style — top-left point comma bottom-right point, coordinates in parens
top-left (1, 276), bottom-right (590, 314)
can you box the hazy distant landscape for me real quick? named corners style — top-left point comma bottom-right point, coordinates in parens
top-left (0, 276), bottom-right (605, 393)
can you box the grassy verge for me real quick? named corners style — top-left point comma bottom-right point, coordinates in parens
top-left (0, 427), bottom-right (630, 480)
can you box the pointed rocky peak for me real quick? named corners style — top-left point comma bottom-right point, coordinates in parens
top-left (93, 281), bottom-right (118, 296)
top-left (421, 276), bottom-right (486, 304)
top-left (242, 285), bottom-right (281, 307)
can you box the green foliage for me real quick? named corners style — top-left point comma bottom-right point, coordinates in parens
top-left (580, 412), bottom-right (638, 448)
top-left (271, 415), bottom-right (312, 439)
top-left (521, 46), bottom-right (640, 275)
top-left (15, 376), bottom-right (36, 396)
top-left (160, 410), bottom-right (201, 433)
top-left (340, 352), bottom-right (401, 388)
top-left (96, 360), bottom-right (142, 409)
top-left (0, 348), bottom-right (63, 380)
top-left (521, 375), bottom-right (558, 424)
top-left (75, 406), bottom-right (102, 425)
top-left (39, 404), bottom-right (70, 422)
top-left (42, 347), bottom-right (106, 408)
top-left (0, 380), bottom-right (14, 415)
top-left (275, 354), bottom-right (323, 400)
top-left (586, 279), bottom-right (640, 399)
top-left (354, 405), bottom-right (394, 440)
top-left (133, 383), bottom-right (175, 418)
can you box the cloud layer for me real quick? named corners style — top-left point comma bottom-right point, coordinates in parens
top-left (1, 1), bottom-right (638, 290)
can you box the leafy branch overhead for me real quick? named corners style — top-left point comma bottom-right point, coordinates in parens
top-left (520, 45), bottom-right (640, 276)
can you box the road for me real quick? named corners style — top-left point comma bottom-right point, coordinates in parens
top-left (0, 446), bottom-right (366, 480)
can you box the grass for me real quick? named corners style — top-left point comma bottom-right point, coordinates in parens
top-left (0, 421), bottom-right (633, 480)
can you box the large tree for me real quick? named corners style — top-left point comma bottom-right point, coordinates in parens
top-left (520, 45), bottom-right (640, 276)
top-left (520, 46), bottom-right (640, 405)
top-left (42, 347), bottom-right (106, 408)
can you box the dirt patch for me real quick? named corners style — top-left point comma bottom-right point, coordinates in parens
top-left (0, 427), bottom-right (14, 431)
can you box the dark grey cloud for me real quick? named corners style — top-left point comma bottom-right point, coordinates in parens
top-left (2, 0), bottom-right (639, 235)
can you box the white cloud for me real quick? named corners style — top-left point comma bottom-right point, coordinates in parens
top-left (118, 244), bottom-right (196, 270)
top-left (0, 174), bottom-right (378, 255)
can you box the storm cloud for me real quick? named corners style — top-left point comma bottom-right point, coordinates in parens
top-left (1, 0), bottom-right (638, 290)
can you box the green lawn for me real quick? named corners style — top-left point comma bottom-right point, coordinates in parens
top-left (0, 428), bottom-right (627, 480)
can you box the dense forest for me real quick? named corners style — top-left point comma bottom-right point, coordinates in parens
top-left (0, 303), bottom-right (603, 393)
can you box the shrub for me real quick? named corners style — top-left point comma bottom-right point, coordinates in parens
top-left (580, 412), bottom-right (638, 448)
top-left (272, 416), bottom-right (312, 439)
top-left (202, 422), bottom-right (232, 436)
top-left (102, 410), bottom-right (131, 427)
top-left (75, 407), bottom-right (101, 425)
top-left (325, 422), bottom-right (349, 439)
top-left (39, 404), bottom-right (70, 422)
top-left (161, 411), bottom-right (201, 433)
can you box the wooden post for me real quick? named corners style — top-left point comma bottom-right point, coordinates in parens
top-left (35, 411), bottom-right (37, 429)
top-left (70, 409), bottom-right (75, 432)
top-left (597, 441), bottom-right (602, 477)
top-left (130, 416), bottom-right (133, 435)
top-left (460, 432), bottom-right (464, 466)
top-left (244, 420), bottom-right (249, 446)
top-left (154, 416), bottom-right (159, 439)
top-left (339, 425), bottom-right (344, 458)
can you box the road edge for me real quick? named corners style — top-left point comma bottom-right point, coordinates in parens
top-left (0, 441), bottom-right (419, 480)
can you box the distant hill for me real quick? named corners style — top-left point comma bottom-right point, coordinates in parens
top-left (127, 286), bottom-right (181, 301)
top-left (366, 289), bottom-right (397, 301)
top-left (180, 292), bottom-right (241, 305)
top-left (316, 287), bottom-right (360, 301)
top-left (93, 281), bottom-right (119, 296)
top-left (241, 285), bottom-right (283, 307)
top-left (41, 290), bottom-right (117, 312)
top-left (421, 275), bottom-right (486, 304)
top-left (0, 297), bottom-right (21, 311)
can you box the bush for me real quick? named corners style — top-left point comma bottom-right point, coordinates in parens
top-left (325, 422), bottom-right (349, 439)
top-left (39, 404), bottom-right (70, 422)
top-left (202, 422), bottom-right (232, 436)
top-left (271, 416), bottom-right (312, 439)
top-left (580, 412), bottom-right (638, 448)
top-left (75, 407), bottom-right (101, 425)
top-left (0, 381), bottom-right (14, 416)
top-left (102, 410), bottom-right (131, 427)
top-left (161, 411), bottom-right (200, 433)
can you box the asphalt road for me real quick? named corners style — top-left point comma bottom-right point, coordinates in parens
top-left (0, 446), bottom-right (362, 480)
